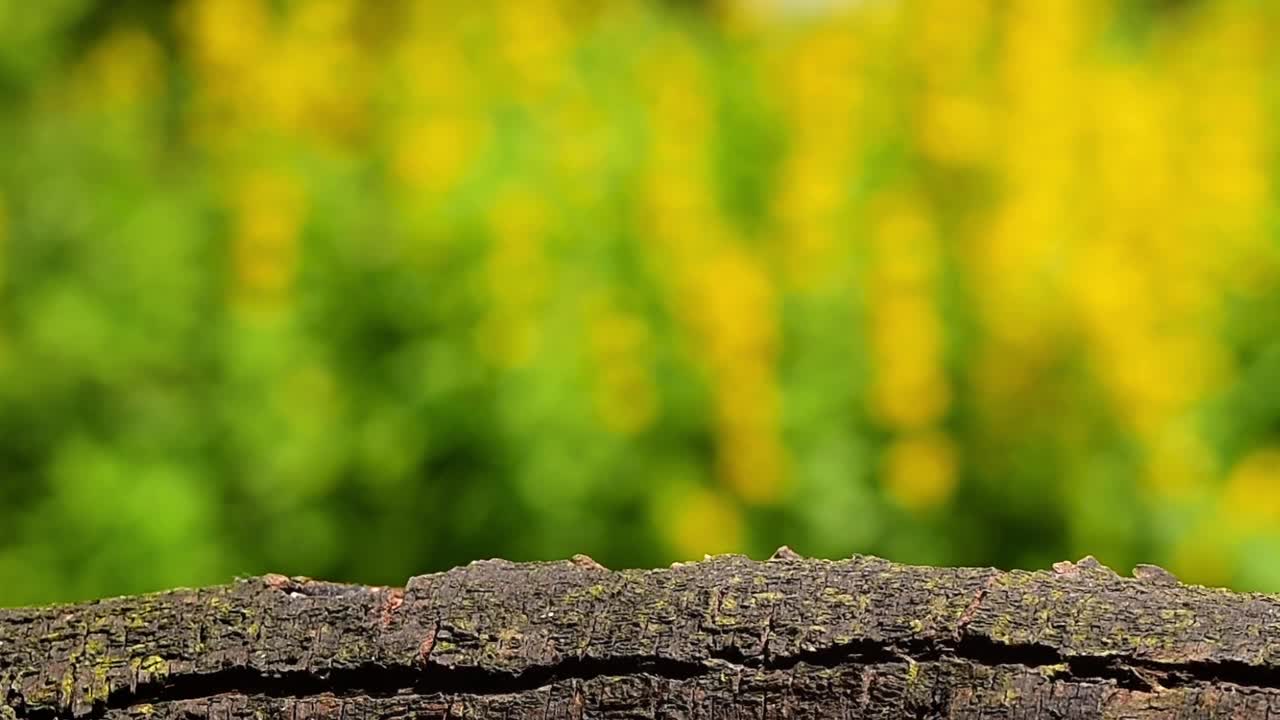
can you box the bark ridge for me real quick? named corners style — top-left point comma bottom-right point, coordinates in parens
top-left (2, 553), bottom-right (1279, 719)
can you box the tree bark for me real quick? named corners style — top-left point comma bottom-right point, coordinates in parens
top-left (2, 553), bottom-right (1278, 719)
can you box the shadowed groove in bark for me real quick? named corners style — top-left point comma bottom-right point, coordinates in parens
top-left (9, 634), bottom-right (1280, 720)
top-left (6, 658), bottom-right (702, 720)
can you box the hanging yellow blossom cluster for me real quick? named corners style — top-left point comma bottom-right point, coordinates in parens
top-left (587, 296), bottom-right (659, 436)
top-left (479, 184), bottom-right (551, 369)
top-left (867, 194), bottom-right (957, 512)
top-left (637, 30), bottom-right (786, 527)
top-left (767, 15), bottom-right (864, 291)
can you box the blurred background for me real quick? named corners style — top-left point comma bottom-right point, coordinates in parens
top-left (2, 0), bottom-right (1279, 607)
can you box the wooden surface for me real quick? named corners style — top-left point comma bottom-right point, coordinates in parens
top-left (3, 552), bottom-right (1280, 719)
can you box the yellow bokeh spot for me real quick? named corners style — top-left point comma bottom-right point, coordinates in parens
top-left (883, 432), bottom-right (959, 512)
top-left (496, 0), bottom-right (570, 100)
top-left (717, 428), bottom-right (787, 506)
top-left (865, 192), bottom-right (950, 430)
top-left (776, 23), bottom-right (862, 129)
top-left (180, 0), bottom-right (270, 73)
top-left (593, 364), bottom-right (658, 436)
top-left (394, 114), bottom-right (487, 195)
top-left (871, 294), bottom-right (943, 358)
top-left (913, 0), bottom-right (993, 69)
top-left (773, 150), bottom-right (846, 290)
top-left (1169, 520), bottom-right (1234, 589)
top-left (476, 185), bottom-right (551, 370)
top-left (697, 246), bottom-right (777, 369)
top-left (231, 170), bottom-right (306, 307)
top-left (489, 185), bottom-right (548, 245)
top-left (399, 38), bottom-right (469, 102)
top-left (474, 314), bottom-right (541, 370)
top-left (872, 196), bottom-right (933, 253)
top-left (1141, 424), bottom-right (1215, 500)
top-left (868, 292), bottom-right (950, 430)
top-left (0, 191), bottom-right (6, 296)
top-left (681, 244), bottom-right (786, 506)
top-left (870, 241), bottom-right (936, 295)
top-left (82, 28), bottom-right (164, 107)
top-left (486, 185), bottom-right (550, 309)
top-left (666, 485), bottom-right (744, 560)
top-left (588, 304), bottom-right (659, 436)
top-left (181, 0), bottom-right (368, 144)
top-left (1224, 448), bottom-right (1280, 531)
top-left (588, 307), bottom-right (649, 363)
top-left (871, 367), bottom-right (951, 432)
top-left (918, 93), bottom-right (990, 167)
top-left (644, 39), bottom-right (713, 142)
top-left (715, 365), bottom-right (778, 433)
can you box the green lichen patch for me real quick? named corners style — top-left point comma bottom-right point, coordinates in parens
top-left (132, 655), bottom-right (169, 676)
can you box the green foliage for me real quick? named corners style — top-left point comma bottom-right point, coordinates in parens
top-left (2, 0), bottom-right (1280, 606)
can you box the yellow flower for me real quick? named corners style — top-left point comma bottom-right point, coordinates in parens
top-left (593, 364), bottom-right (658, 436)
top-left (474, 313), bottom-right (541, 370)
top-left (772, 150), bottom-right (847, 289)
top-left (695, 247), bottom-right (787, 506)
top-left (231, 169), bottom-right (306, 308)
top-left (697, 247), bottom-right (777, 369)
top-left (717, 423), bottom-right (787, 506)
top-left (0, 191), bottom-right (6, 295)
top-left (393, 113), bottom-right (488, 195)
top-left (911, 0), bottom-right (993, 71)
top-left (1224, 449), bottom-right (1280, 531)
top-left (773, 22), bottom-right (862, 133)
top-left (274, 0), bottom-right (368, 142)
top-left (400, 40), bottom-right (470, 103)
top-left (1169, 519), bottom-right (1234, 589)
top-left (664, 485), bottom-right (744, 560)
top-left (549, 89), bottom-right (612, 207)
top-left (644, 39), bottom-right (713, 144)
top-left (1141, 423), bottom-right (1215, 500)
top-left (477, 185), bottom-right (550, 369)
top-left (882, 431), bottom-right (959, 512)
top-left (918, 92), bottom-right (990, 167)
top-left (486, 186), bottom-right (549, 306)
top-left (495, 0), bottom-right (570, 101)
top-left (81, 27), bottom-right (164, 107)
top-left (865, 193), bottom-right (949, 431)
top-left (179, 0), bottom-right (269, 73)
top-left (871, 368), bottom-right (951, 433)
top-left (588, 304), bottom-right (659, 436)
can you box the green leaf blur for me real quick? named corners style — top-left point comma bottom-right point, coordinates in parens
top-left (2, 0), bottom-right (1279, 605)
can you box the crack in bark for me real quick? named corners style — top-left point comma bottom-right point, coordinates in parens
top-left (11, 634), bottom-right (1280, 720)
top-left (952, 573), bottom-right (997, 642)
top-left (9, 657), bottom-right (703, 720)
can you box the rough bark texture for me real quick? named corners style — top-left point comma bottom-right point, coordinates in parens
top-left (2, 553), bottom-right (1280, 719)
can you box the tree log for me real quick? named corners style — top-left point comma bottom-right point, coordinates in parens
top-left (3, 553), bottom-right (1279, 719)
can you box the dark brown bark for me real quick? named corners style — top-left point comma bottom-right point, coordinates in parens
top-left (3, 553), bottom-right (1279, 719)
